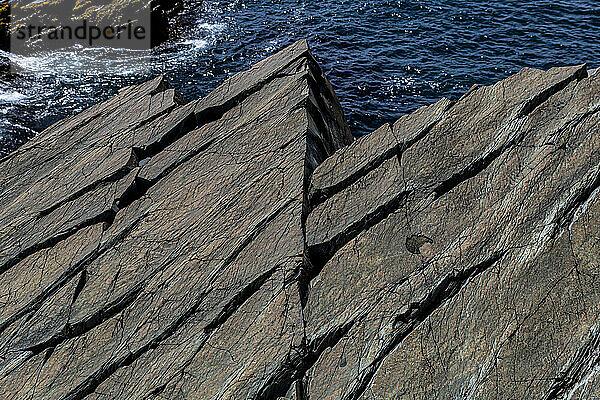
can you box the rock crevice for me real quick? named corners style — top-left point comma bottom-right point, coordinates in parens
top-left (1, 41), bottom-right (600, 400)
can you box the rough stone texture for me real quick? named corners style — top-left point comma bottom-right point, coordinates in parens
top-left (1, 40), bottom-right (600, 400)
top-left (302, 63), bottom-right (600, 400)
top-left (0, 40), bottom-right (352, 399)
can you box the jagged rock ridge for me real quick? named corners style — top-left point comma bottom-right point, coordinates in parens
top-left (0, 40), bottom-right (599, 400)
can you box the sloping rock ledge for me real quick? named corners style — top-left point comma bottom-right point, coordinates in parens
top-left (0, 40), bottom-right (599, 400)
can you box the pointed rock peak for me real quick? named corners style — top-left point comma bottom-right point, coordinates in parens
top-left (194, 39), bottom-right (315, 116)
top-left (191, 39), bottom-right (353, 174)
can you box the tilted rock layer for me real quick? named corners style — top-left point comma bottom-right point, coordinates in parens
top-left (0, 40), bottom-right (599, 400)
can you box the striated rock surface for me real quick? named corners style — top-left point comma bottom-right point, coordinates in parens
top-left (1, 40), bottom-right (600, 400)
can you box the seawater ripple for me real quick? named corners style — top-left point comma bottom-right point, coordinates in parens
top-left (0, 0), bottom-right (599, 156)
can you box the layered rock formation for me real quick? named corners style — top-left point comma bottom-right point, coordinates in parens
top-left (0, 40), bottom-right (599, 400)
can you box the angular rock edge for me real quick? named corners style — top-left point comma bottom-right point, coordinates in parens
top-left (0, 40), bottom-right (599, 400)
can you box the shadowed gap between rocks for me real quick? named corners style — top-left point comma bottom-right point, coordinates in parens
top-left (59, 264), bottom-right (281, 400)
top-left (0, 209), bottom-right (116, 277)
top-left (518, 65), bottom-right (588, 118)
top-left (33, 79), bottom-right (185, 219)
top-left (0, 111), bottom-right (198, 279)
top-left (435, 66), bottom-right (587, 200)
top-left (0, 211), bottom-right (148, 337)
top-left (543, 328), bottom-right (600, 400)
top-left (254, 318), bottom-right (357, 400)
top-left (307, 110), bottom-right (450, 210)
top-left (341, 251), bottom-right (506, 400)
top-left (0, 48), bottom-right (317, 280)
top-left (36, 106), bottom-right (196, 220)
top-left (550, 150), bottom-right (600, 239)
top-left (255, 252), bottom-right (506, 400)
top-left (301, 189), bottom-right (411, 306)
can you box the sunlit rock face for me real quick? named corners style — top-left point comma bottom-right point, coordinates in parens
top-left (0, 40), bottom-right (599, 400)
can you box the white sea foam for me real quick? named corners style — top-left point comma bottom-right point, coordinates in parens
top-left (0, 2), bottom-right (228, 151)
top-left (179, 39), bottom-right (209, 50)
top-left (7, 46), bottom-right (154, 77)
top-left (0, 91), bottom-right (27, 104)
top-left (197, 22), bottom-right (227, 34)
top-left (174, 22), bottom-right (227, 51)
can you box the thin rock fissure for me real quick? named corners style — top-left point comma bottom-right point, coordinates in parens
top-left (60, 265), bottom-right (281, 400)
top-left (2, 40), bottom-right (600, 400)
top-left (518, 66), bottom-right (587, 118)
top-left (552, 167), bottom-right (600, 238)
top-left (254, 318), bottom-right (358, 400)
top-left (307, 112), bottom-right (449, 210)
top-left (194, 50), bottom-right (314, 127)
top-left (0, 112), bottom-right (201, 278)
top-left (342, 251), bottom-right (506, 400)
top-left (301, 189), bottom-right (412, 306)
top-left (543, 330), bottom-right (600, 400)
top-left (0, 212), bottom-right (148, 336)
top-left (0, 209), bottom-right (116, 278)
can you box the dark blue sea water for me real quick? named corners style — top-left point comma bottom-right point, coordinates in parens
top-left (1, 0), bottom-right (600, 156)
